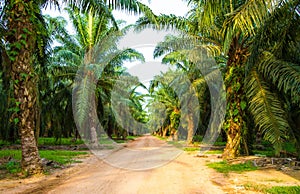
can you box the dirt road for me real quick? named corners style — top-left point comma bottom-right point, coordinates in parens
top-left (3, 135), bottom-right (299, 193)
top-left (32, 135), bottom-right (226, 194)
top-left (47, 135), bottom-right (225, 194)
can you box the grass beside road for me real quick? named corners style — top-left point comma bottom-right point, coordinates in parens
top-left (207, 160), bottom-right (257, 174)
top-left (244, 183), bottom-right (300, 194)
top-left (0, 150), bottom-right (88, 174)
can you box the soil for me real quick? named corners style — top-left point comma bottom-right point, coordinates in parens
top-left (0, 135), bottom-right (300, 194)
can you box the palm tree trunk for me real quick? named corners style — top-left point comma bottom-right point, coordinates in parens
top-left (87, 70), bottom-right (98, 147)
top-left (162, 126), bottom-right (168, 138)
top-left (35, 88), bottom-right (41, 140)
top-left (7, 0), bottom-right (42, 174)
top-left (222, 36), bottom-right (249, 159)
top-left (1, 51), bottom-right (13, 141)
top-left (187, 113), bottom-right (194, 145)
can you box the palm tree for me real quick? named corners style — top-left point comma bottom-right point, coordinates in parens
top-left (151, 35), bottom-right (226, 145)
top-left (3, 0), bottom-right (52, 174)
top-left (51, 6), bottom-right (146, 146)
top-left (148, 68), bottom-right (204, 144)
top-left (148, 71), bottom-right (181, 139)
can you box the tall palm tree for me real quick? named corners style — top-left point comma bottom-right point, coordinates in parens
top-left (3, 0), bottom-right (52, 174)
top-left (148, 71), bottom-right (181, 139)
top-left (150, 35), bottom-right (225, 145)
top-left (52, 6), bottom-right (145, 146)
top-left (148, 68), bottom-right (203, 144)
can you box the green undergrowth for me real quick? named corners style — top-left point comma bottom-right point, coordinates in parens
top-left (38, 137), bottom-right (85, 146)
top-left (265, 186), bottom-right (300, 194)
top-left (183, 147), bottom-right (223, 154)
top-left (207, 160), bottom-right (257, 174)
top-left (244, 184), bottom-right (300, 194)
top-left (0, 150), bottom-right (88, 174)
top-left (1, 135), bottom-right (139, 148)
top-left (167, 140), bottom-right (184, 148)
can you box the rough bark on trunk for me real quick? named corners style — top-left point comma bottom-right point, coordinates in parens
top-left (7, 0), bottom-right (42, 174)
top-left (1, 50), bottom-right (13, 141)
top-left (162, 126), bottom-right (168, 138)
top-left (35, 92), bottom-right (41, 140)
top-left (187, 114), bottom-right (194, 145)
top-left (222, 36), bottom-right (248, 159)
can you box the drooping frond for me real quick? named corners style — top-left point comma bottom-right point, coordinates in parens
top-left (247, 0), bottom-right (300, 73)
top-left (154, 34), bottom-right (222, 60)
top-left (257, 52), bottom-right (300, 105)
top-left (188, 0), bottom-right (224, 30)
top-left (246, 69), bottom-right (290, 154)
top-left (108, 48), bottom-right (145, 67)
top-left (223, 0), bottom-right (274, 36)
top-left (72, 66), bottom-right (97, 130)
top-left (64, 0), bottom-right (153, 18)
top-left (135, 13), bottom-right (189, 32)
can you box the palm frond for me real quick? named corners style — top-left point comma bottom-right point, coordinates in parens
top-left (72, 66), bottom-right (97, 130)
top-left (189, 0), bottom-right (224, 30)
top-left (258, 52), bottom-right (300, 105)
top-left (247, 0), bottom-right (300, 73)
top-left (246, 69), bottom-right (290, 154)
top-left (135, 12), bottom-right (188, 32)
top-left (108, 48), bottom-right (145, 67)
top-left (223, 0), bottom-right (274, 36)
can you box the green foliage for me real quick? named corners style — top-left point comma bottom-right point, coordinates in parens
top-left (283, 142), bottom-right (297, 153)
top-left (245, 184), bottom-right (300, 194)
top-left (0, 160), bottom-right (21, 174)
top-left (39, 150), bottom-right (88, 165)
top-left (246, 70), bottom-right (289, 154)
top-left (243, 183), bottom-right (268, 192)
top-left (213, 141), bottom-right (226, 146)
top-left (183, 147), bottom-right (199, 152)
top-left (38, 138), bottom-right (84, 146)
top-left (207, 160), bottom-right (257, 174)
top-left (0, 149), bottom-right (88, 169)
top-left (126, 135), bottom-right (138, 141)
top-left (192, 135), bottom-right (203, 142)
top-left (183, 147), bottom-right (223, 154)
top-left (265, 186), bottom-right (300, 194)
top-left (252, 150), bottom-right (275, 157)
top-left (0, 150), bottom-right (22, 160)
top-left (205, 150), bottom-right (223, 154)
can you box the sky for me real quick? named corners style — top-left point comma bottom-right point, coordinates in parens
top-left (113, 0), bottom-right (190, 80)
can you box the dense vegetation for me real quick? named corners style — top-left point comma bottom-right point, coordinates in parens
top-left (0, 0), bottom-right (299, 175)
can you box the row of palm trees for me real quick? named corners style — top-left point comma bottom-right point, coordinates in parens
top-left (141, 0), bottom-right (300, 159)
top-left (0, 0), bottom-right (151, 175)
